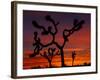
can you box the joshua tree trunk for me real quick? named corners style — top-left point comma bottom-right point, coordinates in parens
top-left (72, 59), bottom-right (74, 66)
top-left (48, 60), bottom-right (52, 68)
top-left (60, 48), bottom-right (65, 67)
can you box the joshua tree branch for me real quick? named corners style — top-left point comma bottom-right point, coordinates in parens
top-left (45, 15), bottom-right (59, 35)
top-left (61, 19), bottom-right (85, 48)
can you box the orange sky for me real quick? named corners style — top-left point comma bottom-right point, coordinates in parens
top-left (23, 49), bottom-right (90, 69)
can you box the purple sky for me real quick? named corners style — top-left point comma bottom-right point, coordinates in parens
top-left (23, 10), bottom-right (91, 52)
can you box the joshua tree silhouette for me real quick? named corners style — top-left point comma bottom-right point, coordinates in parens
top-left (40, 48), bottom-right (57, 68)
top-left (30, 15), bottom-right (85, 67)
top-left (72, 51), bottom-right (76, 66)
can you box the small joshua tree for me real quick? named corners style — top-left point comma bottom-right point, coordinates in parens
top-left (72, 51), bottom-right (76, 66)
top-left (40, 48), bottom-right (57, 68)
top-left (30, 15), bottom-right (85, 67)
